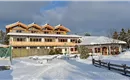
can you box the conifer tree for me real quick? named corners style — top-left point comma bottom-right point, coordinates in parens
top-left (125, 29), bottom-right (130, 48)
top-left (84, 32), bottom-right (91, 36)
top-left (118, 28), bottom-right (126, 41)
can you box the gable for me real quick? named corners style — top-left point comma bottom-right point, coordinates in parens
top-left (6, 21), bottom-right (28, 29)
top-left (28, 23), bottom-right (42, 31)
top-left (42, 24), bottom-right (54, 30)
top-left (54, 25), bottom-right (70, 32)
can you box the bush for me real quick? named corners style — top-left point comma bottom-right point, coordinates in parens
top-left (55, 49), bottom-right (62, 54)
top-left (49, 49), bottom-right (55, 55)
top-left (0, 66), bottom-right (10, 71)
top-left (78, 46), bottom-right (90, 59)
top-left (49, 49), bottom-right (63, 55)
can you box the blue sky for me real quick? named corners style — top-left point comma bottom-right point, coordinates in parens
top-left (40, 1), bottom-right (69, 11)
top-left (0, 1), bottom-right (130, 36)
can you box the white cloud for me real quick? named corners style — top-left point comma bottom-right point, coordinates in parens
top-left (0, 1), bottom-right (49, 22)
top-left (34, 2), bottom-right (130, 35)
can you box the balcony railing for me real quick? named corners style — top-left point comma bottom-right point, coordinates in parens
top-left (10, 41), bottom-right (77, 47)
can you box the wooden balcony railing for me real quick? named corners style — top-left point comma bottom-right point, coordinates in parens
top-left (10, 41), bottom-right (77, 47)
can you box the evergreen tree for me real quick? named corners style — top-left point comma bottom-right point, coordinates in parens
top-left (0, 30), bottom-right (7, 44)
top-left (128, 29), bottom-right (130, 33)
top-left (3, 35), bottom-right (9, 45)
top-left (78, 46), bottom-right (90, 59)
top-left (125, 29), bottom-right (130, 48)
top-left (118, 28), bottom-right (126, 41)
top-left (84, 32), bottom-right (91, 36)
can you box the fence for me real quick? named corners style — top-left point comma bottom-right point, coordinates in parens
top-left (0, 46), bottom-right (12, 64)
top-left (92, 59), bottom-right (130, 76)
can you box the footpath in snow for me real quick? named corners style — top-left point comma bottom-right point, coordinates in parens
top-left (0, 55), bottom-right (129, 80)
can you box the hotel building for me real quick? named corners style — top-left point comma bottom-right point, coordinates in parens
top-left (6, 21), bottom-right (81, 57)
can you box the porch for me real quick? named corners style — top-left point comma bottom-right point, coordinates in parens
top-left (88, 44), bottom-right (122, 55)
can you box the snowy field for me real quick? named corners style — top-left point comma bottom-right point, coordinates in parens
top-left (0, 54), bottom-right (130, 80)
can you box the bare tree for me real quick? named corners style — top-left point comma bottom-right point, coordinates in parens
top-left (106, 28), bottom-right (120, 55)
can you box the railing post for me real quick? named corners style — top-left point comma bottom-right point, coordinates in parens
top-left (123, 64), bottom-right (127, 75)
top-left (108, 62), bottom-right (110, 70)
top-left (99, 60), bottom-right (101, 67)
top-left (92, 59), bottom-right (95, 65)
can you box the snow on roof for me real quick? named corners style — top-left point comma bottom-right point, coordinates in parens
top-left (54, 24), bottom-right (70, 32)
top-left (7, 33), bottom-right (81, 38)
top-left (6, 21), bottom-right (28, 29)
top-left (28, 23), bottom-right (42, 29)
top-left (79, 36), bottom-right (126, 45)
top-left (42, 23), bottom-right (54, 30)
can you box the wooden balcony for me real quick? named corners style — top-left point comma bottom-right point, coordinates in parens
top-left (10, 41), bottom-right (77, 47)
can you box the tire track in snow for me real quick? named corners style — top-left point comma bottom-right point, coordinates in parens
top-left (30, 60), bottom-right (64, 79)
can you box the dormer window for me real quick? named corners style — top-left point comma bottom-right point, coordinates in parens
top-left (44, 31), bottom-right (49, 34)
top-left (16, 30), bottom-right (22, 33)
top-left (56, 32), bottom-right (61, 34)
top-left (31, 31), bottom-right (37, 33)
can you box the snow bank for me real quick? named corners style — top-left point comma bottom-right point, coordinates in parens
top-left (118, 50), bottom-right (130, 58)
top-left (29, 55), bottom-right (58, 60)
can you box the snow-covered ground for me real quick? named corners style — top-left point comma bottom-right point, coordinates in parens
top-left (0, 54), bottom-right (129, 80)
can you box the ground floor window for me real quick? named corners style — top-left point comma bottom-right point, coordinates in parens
top-left (13, 47), bottom-right (26, 49)
top-left (71, 48), bottom-right (74, 51)
top-left (70, 48), bottom-right (77, 52)
top-left (95, 48), bottom-right (98, 53)
top-left (89, 49), bottom-right (93, 53)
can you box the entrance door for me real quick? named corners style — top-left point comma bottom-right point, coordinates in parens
top-left (102, 47), bottom-right (107, 55)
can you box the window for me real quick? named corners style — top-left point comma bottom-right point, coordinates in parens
top-left (44, 31), bottom-right (49, 34)
top-left (16, 38), bottom-right (25, 42)
top-left (56, 32), bottom-right (61, 34)
top-left (16, 30), bottom-right (22, 33)
top-left (95, 48), bottom-right (98, 53)
top-left (65, 48), bottom-right (67, 51)
top-left (31, 31), bottom-right (37, 33)
top-left (71, 39), bottom-right (77, 43)
top-left (71, 48), bottom-right (73, 51)
top-left (30, 38), bottom-right (42, 42)
top-left (45, 38), bottom-right (53, 42)
top-left (98, 48), bottom-right (100, 53)
top-left (58, 39), bottom-right (67, 42)
top-left (39, 38), bottom-right (41, 42)
top-left (75, 48), bottom-right (77, 51)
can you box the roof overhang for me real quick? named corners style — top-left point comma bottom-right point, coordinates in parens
top-left (7, 33), bottom-right (81, 38)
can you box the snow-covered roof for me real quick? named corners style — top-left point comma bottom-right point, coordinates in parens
top-left (79, 36), bottom-right (126, 45)
top-left (6, 21), bottom-right (28, 29)
top-left (28, 23), bottom-right (42, 29)
top-left (7, 33), bottom-right (81, 38)
top-left (42, 23), bottom-right (54, 30)
top-left (55, 24), bottom-right (70, 32)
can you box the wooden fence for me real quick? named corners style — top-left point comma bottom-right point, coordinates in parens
top-left (92, 59), bottom-right (130, 76)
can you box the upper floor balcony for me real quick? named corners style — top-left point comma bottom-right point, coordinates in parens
top-left (10, 41), bottom-right (77, 47)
